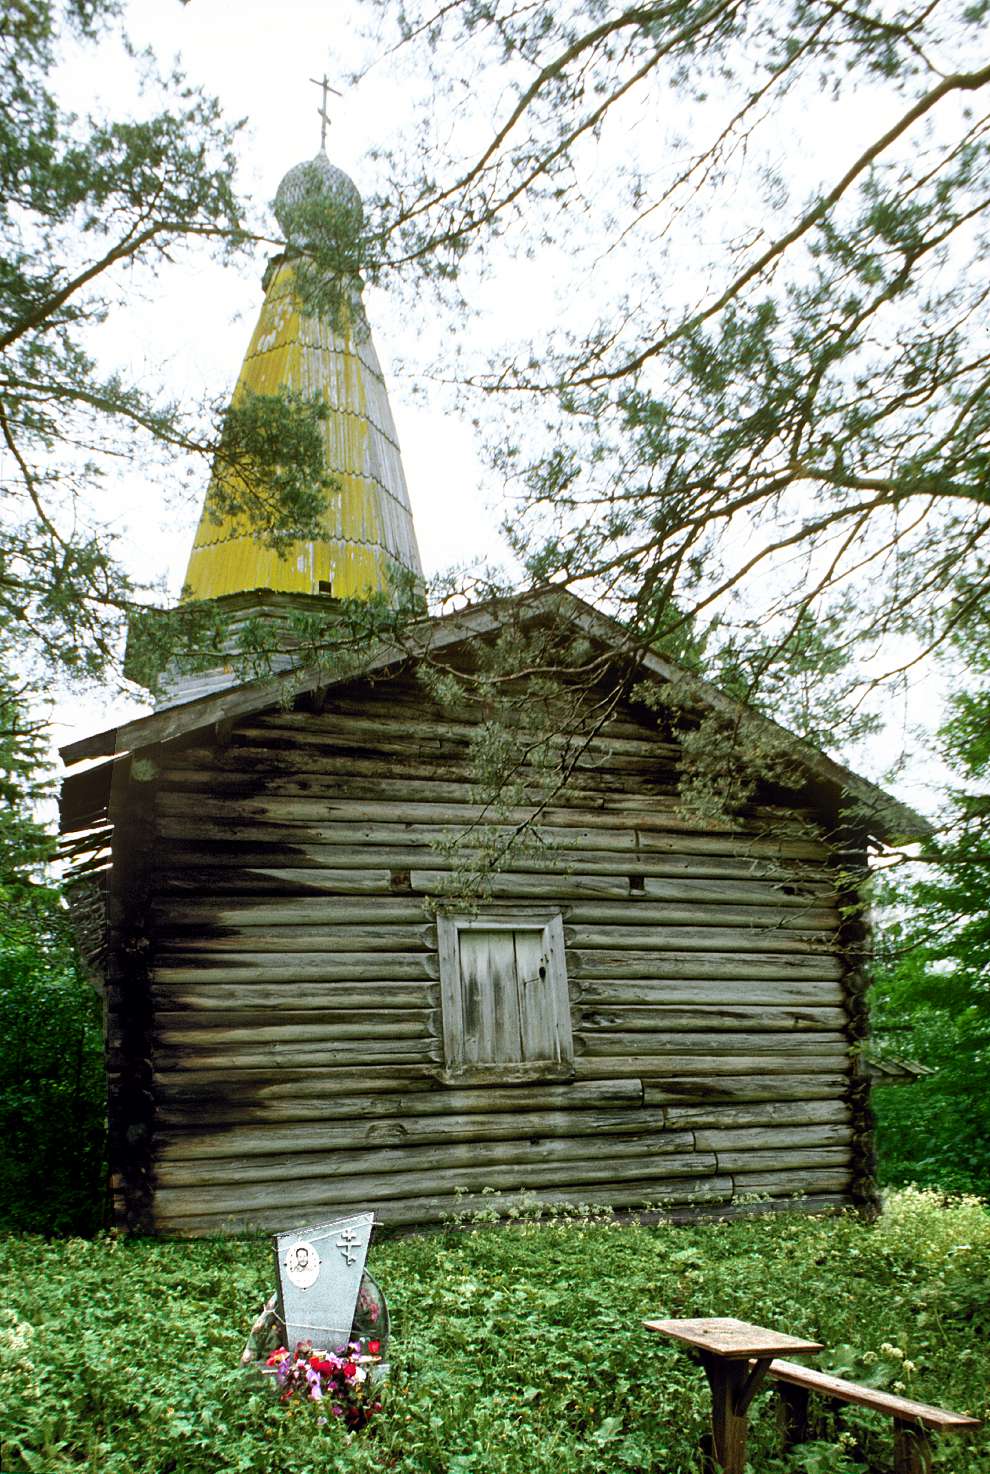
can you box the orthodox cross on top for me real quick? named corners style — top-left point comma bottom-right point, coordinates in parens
top-left (310, 72), bottom-right (342, 151)
top-left (336, 1226), bottom-right (361, 1266)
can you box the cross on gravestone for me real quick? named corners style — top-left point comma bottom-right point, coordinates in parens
top-left (273, 1212), bottom-right (374, 1352)
top-left (310, 72), bottom-right (342, 151)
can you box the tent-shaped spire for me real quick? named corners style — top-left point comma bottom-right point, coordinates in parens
top-left (182, 150), bottom-right (422, 603)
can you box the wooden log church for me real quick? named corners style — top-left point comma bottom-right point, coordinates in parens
top-left (61, 149), bottom-right (924, 1235)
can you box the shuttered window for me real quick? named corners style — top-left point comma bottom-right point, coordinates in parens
top-left (437, 914), bottom-right (573, 1083)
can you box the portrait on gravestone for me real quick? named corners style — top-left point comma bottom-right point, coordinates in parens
top-left (241, 1213), bottom-right (389, 1366)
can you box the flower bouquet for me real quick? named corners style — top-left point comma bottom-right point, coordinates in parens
top-left (264, 1337), bottom-right (384, 1429)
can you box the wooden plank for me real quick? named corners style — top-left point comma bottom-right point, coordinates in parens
top-left (574, 1055), bottom-right (848, 1079)
top-left (696, 1123), bottom-right (851, 1152)
top-left (155, 809), bottom-right (827, 861)
top-left (568, 926), bottom-right (834, 955)
top-left (565, 902), bottom-right (838, 928)
top-left (154, 1011), bottom-right (436, 1041)
top-left (767, 1361), bottom-right (982, 1430)
top-left (716, 1146), bottom-right (851, 1171)
top-left (578, 1006), bottom-right (848, 1033)
top-left (155, 1130), bottom-right (702, 1190)
top-left (153, 953), bottom-right (440, 984)
top-left (578, 1032), bottom-right (847, 1057)
top-left (156, 791), bottom-right (821, 844)
top-left (155, 897), bottom-right (430, 926)
top-left (153, 1148), bottom-right (720, 1215)
top-left (645, 1076), bottom-right (848, 1105)
top-left (155, 1175), bottom-right (736, 1234)
top-left (579, 981), bottom-right (844, 1007)
top-left (158, 844), bottom-right (830, 884)
top-left (155, 924), bottom-right (437, 954)
top-left (570, 951), bottom-right (843, 981)
top-left (153, 1038), bottom-right (442, 1071)
top-left (158, 1105), bottom-right (669, 1160)
top-left (160, 866), bottom-right (396, 895)
top-left (152, 982), bottom-right (437, 1011)
top-left (410, 870), bottom-right (836, 904)
top-left (664, 1100), bottom-right (850, 1130)
top-left (729, 1167), bottom-right (852, 1194)
top-left (154, 1076), bottom-right (644, 1122)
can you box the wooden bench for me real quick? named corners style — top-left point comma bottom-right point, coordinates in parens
top-left (766, 1358), bottom-right (982, 1473)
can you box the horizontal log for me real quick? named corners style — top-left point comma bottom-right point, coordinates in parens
top-left (664, 1099), bottom-right (850, 1130)
top-left (702, 1124), bottom-right (853, 1153)
top-left (157, 791), bottom-right (820, 846)
top-left (153, 895), bottom-right (837, 930)
top-left (577, 981), bottom-right (844, 1007)
top-left (155, 897), bottom-right (431, 927)
top-left (154, 1076), bottom-right (644, 1122)
top-left (154, 1011), bottom-right (437, 1041)
top-left (153, 954), bottom-right (440, 984)
top-left (410, 871), bottom-right (837, 907)
top-left (158, 1104), bottom-right (666, 1160)
top-left (578, 1006), bottom-right (847, 1033)
top-left (153, 982), bottom-right (438, 1012)
top-left (569, 926), bottom-right (834, 955)
top-left (570, 951), bottom-right (843, 981)
top-left (574, 1054), bottom-right (848, 1079)
top-left (730, 1167), bottom-right (852, 1195)
top-left (153, 1038), bottom-right (442, 1071)
top-left (158, 844), bottom-right (830, 885)
top-left (644, 1076), bottom-right (849, 1105)
top-left (156, 924), bottom-right (437, 954)
top-left (155, 811), bottom-right (827, 862)
top-left (578, 1031), bottom-right (847, 1057)
top-left (155, 1130), bottom-right (700, 1190)
top-left (161, 866), bottom-right (397, 895)
top-left (153, 1149), bottom-right (720, 1216)
top-left (720, 1146), bottom-right (851, 1172)
top-left (156, 1175), bottom-right (736, 1234)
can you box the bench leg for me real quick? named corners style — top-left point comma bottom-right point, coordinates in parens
top-left (776, 1382), bottom-right (811, 1449)
top-left (699, 1356), bottom-right (749, 1474)
top-left (893, 1418), bottom-right (932, 1474)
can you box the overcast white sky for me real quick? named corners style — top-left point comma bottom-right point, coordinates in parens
top-left (45, 0), bottom-right (953, 817)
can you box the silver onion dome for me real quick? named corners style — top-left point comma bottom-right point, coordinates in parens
top-left (273, 150), bottom-right (365, 249)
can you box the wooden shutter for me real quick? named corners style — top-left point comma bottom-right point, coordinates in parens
top-left (437, 914), bottom-right (573, 1083)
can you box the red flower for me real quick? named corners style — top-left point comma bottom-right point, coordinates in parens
top-left (343, 1362), bottom-right (358, 1378)
top-left (368, 1339), bottom-right (381, 1355)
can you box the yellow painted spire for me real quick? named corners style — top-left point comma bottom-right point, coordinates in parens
top-left (182, 152), bottom-right (422, 603)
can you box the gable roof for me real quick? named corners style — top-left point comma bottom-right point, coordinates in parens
top-left (60, 586), bottom-right (929, 841)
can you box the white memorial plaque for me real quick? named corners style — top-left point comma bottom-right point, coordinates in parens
top-left (273, 1212), bottom-right (374, 1352)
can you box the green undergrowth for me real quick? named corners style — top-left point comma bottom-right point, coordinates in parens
top-left (1, 1188), bottom-right (987, 1473)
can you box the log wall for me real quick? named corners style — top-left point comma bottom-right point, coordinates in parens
top-left (125, 672), bottom-right (860, 1233)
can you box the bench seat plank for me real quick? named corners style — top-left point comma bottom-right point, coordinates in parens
top-left (768, 1359), bottom-right (981, 1430)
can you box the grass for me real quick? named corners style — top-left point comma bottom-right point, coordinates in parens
top-left (1, 1188), bottom-right (988, 1473)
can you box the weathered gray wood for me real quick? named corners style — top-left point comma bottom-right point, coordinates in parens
top-left (156, 1130), bottom-right (702, 1190)
top-left (156, 1174), bottom-right (736, 1234)
top-left (158, 1104), bottom-right (666, 1159)
top-left (152, 982), bottom-right (437, 1012)
top-left (716, 1146), bottom-right (851, 1172)
top-left (729, 1167), bottom-right (852, 1194)
top-left (156, 924), bottom-right (437, 954)
top-left (566, 901), bottom-right (838, 928)
top-left (153, 1148), bottom-right (720, 1215)
top-left (644, 1076), bottom-right (848, 1105)
top-left (569, 926), bottom-right (834, 955)
top-left (154, 1037), bottom-right (443, 1071)
top-left (154, 1011), bottom-right (436, 1041)
top-left (665, 1100), bottom-right (850, 1130)
top-left (160, 866), bottom-right (396, 895)
top-left (575, 1055), bottom-right (848, 1078)
top-left (579, 1031), bottom-right (847, 1057)
top-left (156, 897), bottom-right (431, 926)
top-left (153, 953), bottom-right (441, 984)
top-left (408, 870), bottom-right (836, 906)
top-left (579, 980), bottom-right (844, 1006)
top-left (695, 1123), bottom-right (852, 1151)
top-left (578, 1006), bottom-right (848, 1033)
top-left (570, 950), bottom-right (843, 980)
top-left (155, 807), bottom-right (827, 861)
top-left (768, 1359), bottom-right (982, 1431)
top-left (155, 1076), bottom-right (644, 1124)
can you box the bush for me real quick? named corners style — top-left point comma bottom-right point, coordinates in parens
top-left (0, 889), bottom-right (106, 1235)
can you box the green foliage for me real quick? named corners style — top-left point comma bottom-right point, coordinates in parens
top-left (0, 889), bottom-right (106, 1237)
top-left (0, 1191), bottom-right (988, 1472)
top-left (367, 0), bottom-right (990, 752)
top-left (872, 611), bottom-right (990, 1194)
top-left (0, 1), bottom-right (332, 684)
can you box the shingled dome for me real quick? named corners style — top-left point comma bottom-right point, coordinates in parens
top-left (274, 149), bottom-right (364, 248)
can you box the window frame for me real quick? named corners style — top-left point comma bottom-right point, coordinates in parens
top-left (435, 911), bottom-right (574, 1085)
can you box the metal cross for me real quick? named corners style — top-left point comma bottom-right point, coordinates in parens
top-left (336, 1226), bottom-right (362, 1266)
top-left (310, 72), bottom-right (342, 151)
